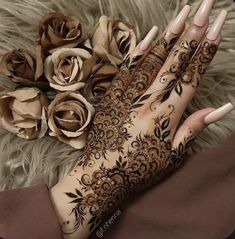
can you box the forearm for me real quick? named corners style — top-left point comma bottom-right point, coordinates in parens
top-left (49, 157), bottom-right (120, 239)
top-left (50, 169), bottom-right (92, 239)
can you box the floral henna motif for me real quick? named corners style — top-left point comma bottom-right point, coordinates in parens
top-left (157, 40), bottom-right (198, 103)
top-left (64, 108), bottom-right (196, 233)
top-left (64, 35), bottom-right (199, 235)
top-left (122, 33), bottom-right (178, 106)
top-left (79, 34), bottom-right (179, 162)
top-left (182, 41), bottom-right (218, 88)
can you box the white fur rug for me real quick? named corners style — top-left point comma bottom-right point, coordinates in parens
top-left (0, 0), bottom-right (234, 190)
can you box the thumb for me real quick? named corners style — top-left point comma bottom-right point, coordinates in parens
top-left (172, 103), bottom-right (234, 151)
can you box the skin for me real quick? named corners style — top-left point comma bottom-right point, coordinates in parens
top-left (49, 2), bottom-right (228, 239)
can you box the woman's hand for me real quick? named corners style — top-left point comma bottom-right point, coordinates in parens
top-left (50, 1), bottom-right (233, 238)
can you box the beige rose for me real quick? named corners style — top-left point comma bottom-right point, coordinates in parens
top-left (83, 63), bottom-right (118, 106)
top-left (0, 47), bottom-right (48, 90)
top-left (44, 48), bottom-right (97, 91)
top-left (0, 88), bottom-right (48, 139)
top-left (38, 12), bottom-right (86, 53)
top-left (48, 92), bottom-right (95, 149)
top-left (91, 15), bottom-right (136, 66)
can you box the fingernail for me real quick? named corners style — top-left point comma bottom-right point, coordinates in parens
top-left (139, 26), bottom-right (158, 51)
top-left (170, 5), bottom-right (191, 34)
top-left (194, 0), bottom-right (214, 27)
top-left (207, 10), bottom-right (228, 41)
top-left (204, 103), bottom-right (234, 125)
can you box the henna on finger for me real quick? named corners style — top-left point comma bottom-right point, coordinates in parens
top-left (98, 26), bottom-right (158, 109)
top-left (162, 10), bottom-right (227, 132)
top-left (121, 5), bottom-right (191, 106)
top-left (141, 0), bottom-right (214, 109)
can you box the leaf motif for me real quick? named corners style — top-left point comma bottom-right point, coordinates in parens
top-left (133, 94), bottom-right (142, 103)
top-left (65, 192), bottom-right (77, 198)
top-left (75, 189), bottom-right (83, 197)
top-left (178, 142), bottom-right (184, 155)
top-left (160, 91), bottom-right (171, 103)
top-left (161, 118), bottom-right (170, 130)
top-left (70, 198), bottom-right (83, 204)
top-left (175, 83), bottom-right (183, 96)
top-left (155, 127), bottom-right (161, 138)
top-left (185, 138), bottom-right (195, 149)
top-left (132, 54), bottom-right (142, 63)
top-left (166, 79), bottom-right (177, 90)
top-left (138, 94), bottom-right (152, 103)
top-left (169, 36), bottom-right (178, 47)
top-left (162, 130), bottom-right (170, 140)
top-left (130, 103), bottom-right (144, 110)
top-left (116, 160), bottom-right (121, 168)
top-left (122, 161), bottom-right (127, 168)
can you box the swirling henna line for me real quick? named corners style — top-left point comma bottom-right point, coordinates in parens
top-left (152, 39), bottom-right (198, 103)
top-left (64, 108), bottom-right (196, 234)
top-left (122, 33), bottom-right (179, 108)
top-left (181, 41), bottom-right (218, 88)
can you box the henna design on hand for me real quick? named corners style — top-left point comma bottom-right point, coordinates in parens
top-left (156, 40), bottom-right (198, 103)
top-left (62, 35), bottom-right (205, 236)
top-left (65, 105), bottom-right (195, 233)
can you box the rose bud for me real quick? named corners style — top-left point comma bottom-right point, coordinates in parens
top-left (0, 88), bottom-right (48, 139)
top-left (0, 47), bottom-right (48, 90)
top-left (48, 92), bottom-right (95, 149)
top-left (83, 63), bottom-right (118, 106)
top-left (91, 15), bottom-right (136, 66)
top-left (38, 12), bottom-right (85, 53)
top-left (44, 48), bottom-right (96, 91)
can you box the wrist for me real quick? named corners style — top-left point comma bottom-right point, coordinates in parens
top-left (49, 155), bottom-right (129, 239)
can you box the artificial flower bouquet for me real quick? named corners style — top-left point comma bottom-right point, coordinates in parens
top-left (0, 13), bottom-right (136, 149)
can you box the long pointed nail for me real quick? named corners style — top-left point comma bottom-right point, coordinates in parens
top-left (204, 103), bottom-right (234, 125)
top-left (139, 26), bottom-right (158, 51)
top-left (207, 10), bottom-right (228, 41)
top-left (170, 5), bottom-right (191, 34)
top-left (194, 0), bottom-right (214, 27)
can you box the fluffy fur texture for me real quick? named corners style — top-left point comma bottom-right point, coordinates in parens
top-left (0, 0), bottom-right (234, 190)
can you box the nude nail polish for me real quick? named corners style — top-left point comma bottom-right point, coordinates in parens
top-left (170, 5), bottom-right (191, 34)
top-left (194, 0), bottom-right (214, 27)
top-left (139, 26), bottom-right (158, 51)
top-left (207, 10), bottom-right (228, 41)
top-left (204, 103), bottom-right (234, 125)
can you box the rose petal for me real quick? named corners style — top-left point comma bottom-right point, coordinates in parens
top-left (13, 118), bottom-right (37, 128)
top-left (7, 88), bottom-right (40, 102)
top-left (10, 97), bottom-right (42, 119)
top-left (49, 81), bottom-right (85, 91)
